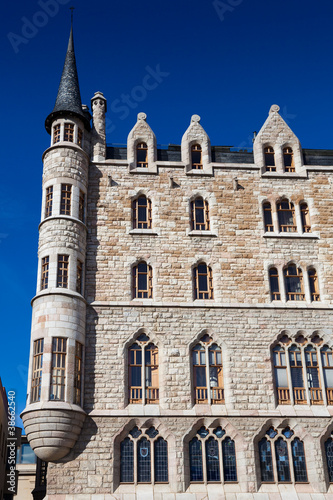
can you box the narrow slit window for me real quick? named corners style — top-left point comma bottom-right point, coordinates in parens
top-left (283, 147), bottom-right (295, 172)
top-left (57, 254), bottom-right (69, 288)
top-left (31, 339), bottom-right (43, 403)
top-left (50, 337), bottom-right (67, 401)
top-left (191, 144), bottom-right (203, 169)
top-left (264, 146), bottom-right (276, 172)
top-left (277, 200), bottom-right (297, 232)
top-left (137, 142), bottom-right (148, 168)
top-left (133, 196), bottom-right (152, 229)
top-left (193, 263), bottom-right (213, 299)
top-left (191, 197), bottom-right (210, 230)
top-left (269, 267), bottom-right (280, 300)
top-left (45, 186), bottom-right (53, 218)
top-left (74, 341), bottom-right (83, 405)
top-left (41, 256), bottom-right (49, 290)
top-left (64, 123), bottom-right (74, 142)
top-left (77, 128), bottom-right (83, 147)
top-left (308, 269), bottom-right (320, 301)
top-left (60, 184), bottom-right (72, 216)
top-left (263, 202), bottom-right (273, 232)
top-left (300, 203), bottom-right (311, 233)
top-left (76, 260), bottom-right (83, 294)
top-left (79, 190), bottom-right (85, 222)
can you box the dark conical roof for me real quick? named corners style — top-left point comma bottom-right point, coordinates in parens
top-left (45, 26), bottom-right (90, 133)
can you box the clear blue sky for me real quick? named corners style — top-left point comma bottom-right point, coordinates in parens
top-left (1, 0), bottom-right (333, 427)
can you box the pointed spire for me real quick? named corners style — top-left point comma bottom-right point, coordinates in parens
top-left (45, 21), bottom-right (90, 133)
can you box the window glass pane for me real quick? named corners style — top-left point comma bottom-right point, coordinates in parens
top-left (325, 439), bottom-right (333, 482)
top-left (209, 366), bottom-right (221, 387)
top-left (197, 264), bottom-right (207, 274)
top-left (18, 444), bottom-right (36, 464)
top-left (130, 366), bottom-right (141, 386)
top-left (275, 438), bottom-right (290, 482)
top-left (189, 438), bottom-right (203, 482)
top-left (259, 438), bottom-right (274, 482)
top-left (206, 438), bottom-right (220, 482)
top-left (138, 272), bottom-right (147, 290)
top-left (195, 367), bottom-right (207, 387)
top-left (270, 276), bottom-right (279, 294)
top-left (323, 369), bottom-right (333, 388)
top-left (275, 368), bottom-right (288, 388)
top-left (198, 274), bottom-right (208, 292)
top-left (200, 351), bottom-right (206, 365)
top-left (138, 262), bottom-right (147, 273)
top-left (154, 438), bottom-right (168, 482)
top-left (290, 367), bottom-right (304, 388)
top-left (137, 438), bottom-right (151, 483)
top-left (138, 206), bottom-right (147, 221)
top-left (292, 439), bottom-right (308, 482)
top-left (120, 438), bottom-right (134, 482)
top-left (137, 149), bottom-right (147, 163)
top-left (195, 207), bottom-right (204, 224)
top-left (222, 437), bottom-right (237, 482)
top-left (192, 151), bottom-right (201, 164)
top-left (307, 367), bottom-right (320, 388)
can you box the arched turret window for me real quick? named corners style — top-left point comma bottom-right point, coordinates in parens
top-left (191, 144), bottom-right (203, 169)
top-left (193, 263), bottom-right (213, 300)
top-left (283, 264), bottom-right (304, 301)
top-left (192, 335), bottom-right (224, 404)
top-left (120, 426), bottom-right (168, 484)
top-left (283, 147), bottom-right (295, 172)
top-left (264, 146), bottom-right (276, 172)
top-left (277, 200), bottom-right (296, 232)
top-left (133, 196), bottom-right (152, 229)
top-left (132, 261), bottom-right (153, 299)
top-left (190, 197), bottom-right (210, 231)
top-left (136, 142), bottom-right (148, 168)
top-left (189, 426), bottom-right (237, 483)
top-left (128, 334), bottom-right (159, 404)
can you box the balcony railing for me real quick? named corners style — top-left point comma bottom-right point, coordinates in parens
top-left (280, 225), bottom-right (297, 232)
top-left (309, 387), bottom-right (323, 405)
top-left (129, 387), bottom-right (142, 404)
top-left (195, 387), bottom-right (208, 403)
top-left (293, 387), bottom-right (307, 404)
top-left (145, 387), bottom-right (159, 404)
top-left (277, 387), bottom-right (290, 404)
top-left (211, 387), bottom-right (225, 404)
top-left (326, 388), bottom-right (333, 405)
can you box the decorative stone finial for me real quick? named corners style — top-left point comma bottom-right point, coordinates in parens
top-left (191, 114), bottom-right (201, 123)
top-left (269, 104), bottom-right (280, 114)
top-left (138, 112), bottom-right (147, 121)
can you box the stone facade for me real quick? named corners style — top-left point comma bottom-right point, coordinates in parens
top-left (22, 28), bottom-right (333, 500)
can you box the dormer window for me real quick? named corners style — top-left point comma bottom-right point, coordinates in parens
top-left (137, 143), bottom-right (148, 168)
top-left (64, 123), bottom-right (74, 142)
top-left (264, 147), bottom-right (276, 172)
top-left (191, 144), bottom-right (203, 169)
top-left (283, 147), bottom-right (295, 172)
top-left (53, 124), bottom-right (61, 144)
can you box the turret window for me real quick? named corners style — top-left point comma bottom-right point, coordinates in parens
top-left (31, 339), bottom-right (43, 403)
top-left (133, 196), bottom-right (152, 229)
top-left (64, 123), bottom-right (74, 142)
top-left (128, 334), bottom-right (159, 404)
top-left (57, 254), bottom-right (69, 288)
top-left (74, 342), bottom-right (83, 405)
top-left (133, 262), bottom-right (153, 298)
top-left (79, 190), bottom-right (85, 222)
top-left (193, 263), bottom-right (213, 299)
top-left (283, 147), bottom-right (295, 172)
top-left (76, 260), bottom-right (83, 294)
top-left (191, 144), bottom-right (203, 169)
top-left (264, 146), bottom-right (276, 172)
top-left (77, 128), bottom-right (83, 147)
top-left (53, 124), bottom-right (60, 144)
top-left (60, 184), bottom-right (72, 216)
top-left (50, 337), bottom-right (67, 401)
top-left (45, 186), bottom-right (53, 218)
top-left (137, 142), bottom-right (148, 168)
top-left (41, 256), bottom-right (49, 290)
top-left (191, 197), bottom-right (210, 230)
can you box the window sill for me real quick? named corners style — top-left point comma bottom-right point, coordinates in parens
top-left (189, 230), bottom-right (217, 237)
top-left (129, 229), bottom-right (158, 236)
top-left (264, 232), bottom-right (319, 239)
top-left (186, 169), bottom-right (213, 176)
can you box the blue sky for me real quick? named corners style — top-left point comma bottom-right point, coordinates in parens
top-left (1, 0), bottom-right (333, 427)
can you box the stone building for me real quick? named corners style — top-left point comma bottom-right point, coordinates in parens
top-left (22, 25), bottom-right (333, 500)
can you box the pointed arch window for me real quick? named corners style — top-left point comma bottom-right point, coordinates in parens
top-left (277, 200), bottom-right (296, 232)
top-left (133, 261), bottom-right (153, 299)
top-left (128, 334), bottom-right (159, 404)
top-left (192, 335), bottom-right (224, 404)
top-left (137, 142), bottom-right (148, 168)
top-left (263, 202), bottom-right (273, 232)
top-left (133, 196), bottom-right (152, 229)
top-left (264, 146), bottom-right (276, 172)
top-left (283, 147), bottom-right (295, 172)
top-left (272, 335), bottom-right (330, 405)
top-left (269, 267), bottom-right (280, 300)
top-left (191, 144), bottom-right (203, 169)
top-left (191, 197), bottom-right (210, 230)
top-left (300, 202), bottom-right (311, 233)
top-left (189, 426), bottom-right (237, 483)
top-left (259, 426), bottom-right (307, 484)
top-left (284, 264), bottom-right (304, 301)
top-left (308, 268), bottom-right (320, 301)
top-left (193, 263), bottom-right (213, 300)
top-left (120, 426), bottom-right (168, 484)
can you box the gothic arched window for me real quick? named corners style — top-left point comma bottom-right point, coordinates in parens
top-left (258, 426), bottom-right (307, 484)
top-left (132, 261), bottom-right (153, 299)
top-left (128, 334), bottom-right (159, 404)
top-left (283, 264), bottom-right (304, 301)
top-left (263, 202), bottom-right (273, 232)
top-left (193, 263), bottom-right (213, 300)
top-left (192, 335), bottom-right (224, 404)
top-left (132, 195), bottom-right (152, 229)
top-left (277, 200), bottom-right (296, 232)
top-left (264, 146), bottom-right (276, 172)
top-left (189, 426), bottom-right (237, 483)
top-left (300, 202), bottom-right (311, 233)
top-left (190, 197), bottom-right (210, 231)
top-left (136, 142), bottom-right (148, 168)
top-left (308, 268), bottom-right (320, 301)
top-left (191, 144), bottom-right (203, 169)
top-left (120, 426), bottom-right (168, 484)
top-left (269, 267), bottom-right (280, 301)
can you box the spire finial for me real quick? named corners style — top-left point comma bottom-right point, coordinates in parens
top-left (70, 6), bottom-right (74, 26)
